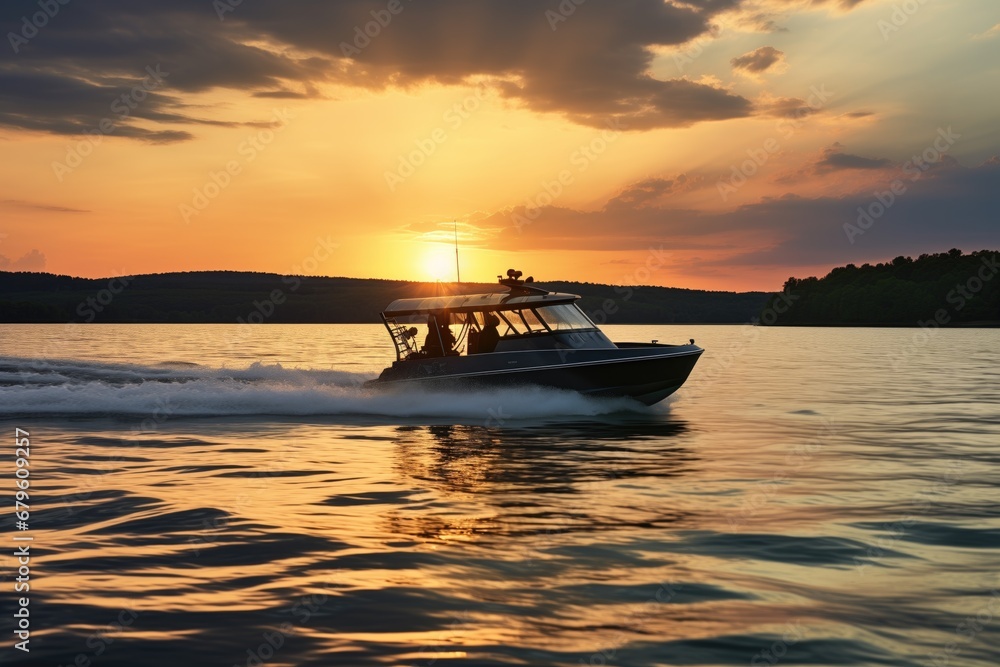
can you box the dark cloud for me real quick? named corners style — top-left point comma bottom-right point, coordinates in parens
top-left (606, 178), bottom-right (678, 209)
top-left (740, 14), bottom-right (788, 33)
top-left (251, 90), bottom-right (314, 99)
top-left (707, 159), bottom-right (999, 266)
top-left (759, 95), bottom-right (821, 119)
top-left (774, 143), bottom-right (893, 184)
top-left (0, 68), bottom-right (194, 141)
top-left (0, 0), bottom-right (755, 139)
top-left (482, 158), bottom-right (1000, 268)
top-left (605, 175), bottom-right (702, 209)
top-left (730, 46), bottom-right (785, 73)
top-left (815, 143), bottom-right (892, 173)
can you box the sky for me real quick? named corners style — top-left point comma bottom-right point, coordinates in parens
top-left (0, 0), bottom-right (998, 291)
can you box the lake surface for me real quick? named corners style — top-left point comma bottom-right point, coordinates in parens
top-left (1, 324), bottom-right (998, 667)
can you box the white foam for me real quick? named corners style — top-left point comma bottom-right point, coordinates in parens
top-left (0, 356), bottom-right (645, 420)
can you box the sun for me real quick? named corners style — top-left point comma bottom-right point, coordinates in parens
top-left (421, 244), bottom-right (457, 282)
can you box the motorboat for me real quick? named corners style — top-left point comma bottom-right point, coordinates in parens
top-left (366, 270), bottom-right (703, 406)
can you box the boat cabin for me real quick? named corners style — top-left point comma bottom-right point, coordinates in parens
top-left (379, 271), bottom-right (616, 361)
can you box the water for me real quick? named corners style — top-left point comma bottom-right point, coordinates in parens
top-left (1, 324), bottom-right (998, 667)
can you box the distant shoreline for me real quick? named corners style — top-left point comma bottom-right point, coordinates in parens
top-left (3, 249), bottom-right (997, 327)
top-left (761, 250), bottom-right (999, 329)
top-left (0, 270), bottom-right (770, 325)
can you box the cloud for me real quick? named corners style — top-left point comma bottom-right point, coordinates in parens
top-left (729, 0), bottom-right (870, 35)
top-left (0, 67), bottom-right (239, 142)
top-left (0, 0), bottom-right (758, 139)
top-left (737, 12), bottom-right (789, 32)
top-left (839, 111), bottom-right (875, 119)
top-left (774, 143), bottom-right (894, 184)
top-left (251, 90), bottom-right (314, 99)
top-left (771, 0), bottom-right (870, 8)
top-left (705, 158), bottom-right (999, 266)
top-left (478, 158), bottom-right (1000, 270)
top-left (0, 249), bottom-right (46, 271)
top-left (605, 175), bottom-right (703, 209)
top-left (757, 95), bottom-right (822, 119)
top-left (973, 23), bottom-right (1000, 40)
top-left (815, 143), bottom-right (892, 173)
top-left (1, 199), bottom-right (89, 213)
top-left (730, 46), bottom-right (785, 73)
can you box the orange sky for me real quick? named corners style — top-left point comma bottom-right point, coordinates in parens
top-left (1, 0), bottom-right (997, 292)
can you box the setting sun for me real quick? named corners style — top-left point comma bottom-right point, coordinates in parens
top-left (421, 243), bottom-right (459, 282)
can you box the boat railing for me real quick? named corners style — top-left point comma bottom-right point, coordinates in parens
top-left (381, 315), bottom-right (420, 361)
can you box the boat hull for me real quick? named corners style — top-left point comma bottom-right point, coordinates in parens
top-left (367, 344), bottom-right (703, 406)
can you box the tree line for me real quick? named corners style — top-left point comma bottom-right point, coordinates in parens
top-left (0, 271), bottom-right (770, 324)
top-left (761, 249), bottom-right (1000, 326)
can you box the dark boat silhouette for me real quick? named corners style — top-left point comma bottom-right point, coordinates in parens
top-left (366, 270), bottom-right (703, 406)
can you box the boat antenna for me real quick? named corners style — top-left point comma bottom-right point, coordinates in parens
top-left (454, 220), bottom-right (461, 284)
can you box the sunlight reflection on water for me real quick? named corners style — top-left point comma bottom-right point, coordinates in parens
top-left (1, 324), bottom-right (998, 666)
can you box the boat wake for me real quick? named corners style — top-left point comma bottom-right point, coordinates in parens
top-left (0, 356), bottom-right (649, 420)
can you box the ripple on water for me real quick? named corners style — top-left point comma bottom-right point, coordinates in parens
top-left (1, 325), bottom-right (998, 666)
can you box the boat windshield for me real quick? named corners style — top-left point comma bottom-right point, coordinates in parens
top-left (518, 308), bottom-right (547, 333)
top-left (495, 310), bottom-right (545, 336)
top-left (535, 304), bottom-right (596, 331)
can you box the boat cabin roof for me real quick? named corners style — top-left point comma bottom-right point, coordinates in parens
top-left (382, 290), bottom-right (580, 317)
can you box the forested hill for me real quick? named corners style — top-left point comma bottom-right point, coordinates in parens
top-left (0, 271), bottom-right (769, 324)
top-left (762, 249), bottom-right (1000, 326)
